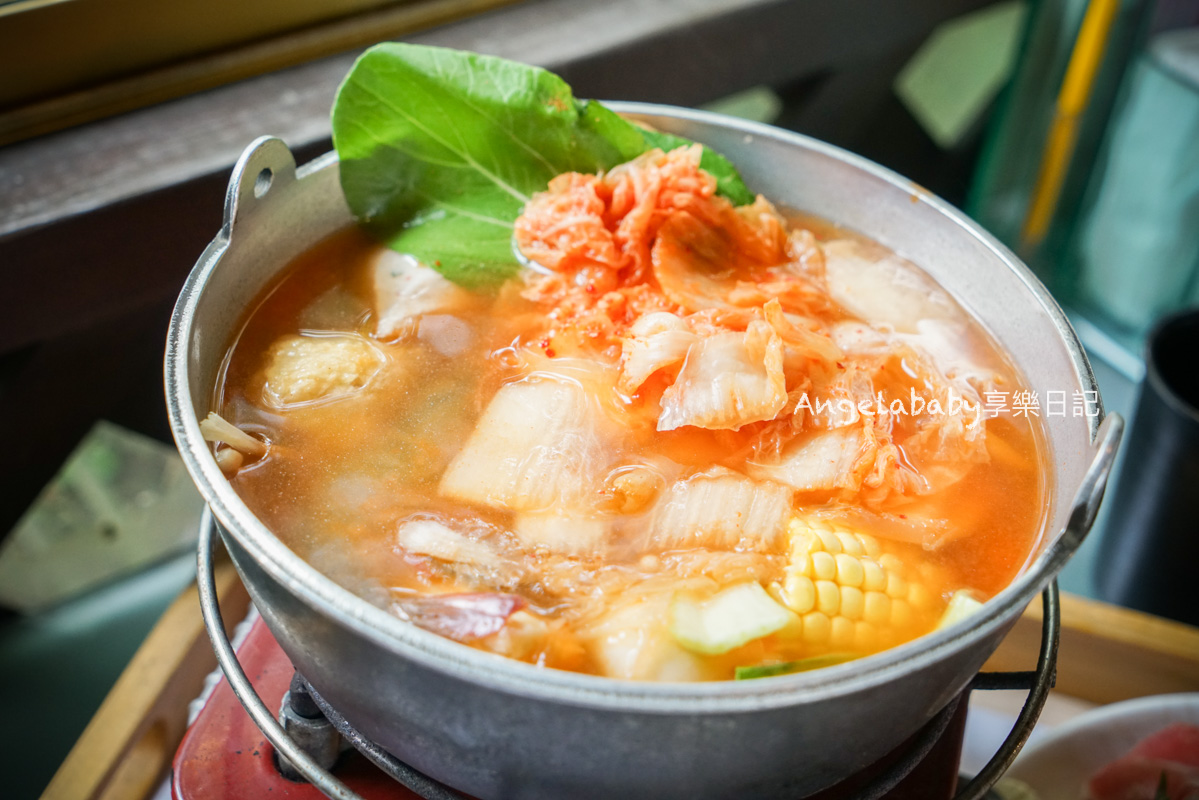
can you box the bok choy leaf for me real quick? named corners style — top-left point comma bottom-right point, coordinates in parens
top-left (332, 43), bottom-right (752, 288)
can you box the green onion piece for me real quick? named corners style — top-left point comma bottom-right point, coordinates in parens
top-left (734, 653), bottom-right (858, 680)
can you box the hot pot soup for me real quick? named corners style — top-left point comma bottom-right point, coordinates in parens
top-left (201, 144), bottom-right (1047, 682)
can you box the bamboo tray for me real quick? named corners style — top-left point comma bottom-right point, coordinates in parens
top-left (40, 574), bottom-right (1199, 800)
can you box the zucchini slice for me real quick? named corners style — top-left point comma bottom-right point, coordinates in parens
top-left (670, 582), bottom-right (796, 655)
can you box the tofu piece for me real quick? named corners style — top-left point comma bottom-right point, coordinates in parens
top-left (261, 333), bottom-right (384, 407)
top-left (372, 250), bottom-right (472, 340)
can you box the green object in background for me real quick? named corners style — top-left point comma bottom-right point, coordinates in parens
top-left (701, 85), bottom-right (783, 125)
top-left (1076, 29), bottom-right (1199, 332)
top-left (0, 552), bottom-right (197, 799)
top-left (0, 420), bottom-right (205, 613)
top-left (895, 1), bottom-right (1029, 150)
top-left (0, 420), bottom-right (206, 795)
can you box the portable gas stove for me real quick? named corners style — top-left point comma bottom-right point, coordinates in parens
top-left (185, 520), bottom-right (1058, 800)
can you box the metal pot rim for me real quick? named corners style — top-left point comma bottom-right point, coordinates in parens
top-left (166, 102), bottom-right (1109, 713)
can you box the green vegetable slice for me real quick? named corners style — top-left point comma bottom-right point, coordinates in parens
top-left (936, 589), bottom-right (985, 631)
top-left (332, 43), bottom-right (753, 289)
top-left (670, 582), bottom-right (796, 656)
top-left (734, 653), bottom-right (858, 680)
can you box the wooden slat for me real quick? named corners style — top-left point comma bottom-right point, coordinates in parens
top-left (0, 0), bottom-right (990, 358)
top-left (40, 559), bottom-right (251, 800)
top-left (1, 0), bottom-right (963, 239)
top-left (0, 0), bottom-right (522, 148)
top-left (984, 592), bottom-right (1199, 705)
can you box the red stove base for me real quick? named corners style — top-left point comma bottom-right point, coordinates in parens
top-left (172, 618), bottom-right (968, 799)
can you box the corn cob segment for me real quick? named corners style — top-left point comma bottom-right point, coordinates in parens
top-left (773, 515), bottom-right (948, 654)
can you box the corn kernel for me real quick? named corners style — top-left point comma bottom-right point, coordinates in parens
top-left (862, 560), bottom-right (886, 592)
top-left (803, 611), bottom-right (831, 644)
top-left (854, 621), bottom-right (878, 651)
top-left (836, 532), bottom-right (864, 556)
top-left (817, 528), bottom-right (843, 555)
top-left (785, 513), bottom-right (939, 653)
top-left (864, 591), bottom-right (891, 627)
top-left (783, 573), bottom-right (816, 614)
top-left (830, 616), bottom-right (855, 649)
top-left (908, 583), bottom-right (934, 611)
top-left (776, 611), bottom-right (805, 640)
top-left (835, 554), bottom-right (864, 588)
top-left (859, 534), bottom-right (882, 559)
top-left (766, 580), bottom-right (789, 606)
top-left (795, 529), bottom-right (820, 554)
top-left (840, 586), bottom-right (864, 620)
top-left (815, 580), bottom-right (841, 615)
top-left (811, 551), bottom-right (836, 581)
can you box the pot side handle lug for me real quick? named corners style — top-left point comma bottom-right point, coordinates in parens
top-left (1041, 412), bottom-right (1124, 576)
top-left (222, 136), bottom-right (299, 235)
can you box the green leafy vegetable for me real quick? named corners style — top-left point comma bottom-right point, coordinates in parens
top-left (332, 43), bottom-right (752, 288)
top-left (1155, 772), bottom-right (1169, 800)
top-left (734, 653), bottom-right (858, 680)
top-left (639, 128), bottom-right (754, 207)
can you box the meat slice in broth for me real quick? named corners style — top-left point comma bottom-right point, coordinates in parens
top-left (823, 239), bottom-right (955, 333)
top-left (372, 250), bottom-right (472, 340)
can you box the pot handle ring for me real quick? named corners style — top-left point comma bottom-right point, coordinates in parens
top-left (956, 582), bottom-right (1060, 800)
top-left (1029, 411), bottom-right (1125, 583)
top-left (197, 513), bottom-right (367, 799)
top-left (221, 136), bottom-right (299, 235)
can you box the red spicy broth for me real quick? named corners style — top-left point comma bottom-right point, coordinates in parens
top-left (209, 153), bottom-right (1048, 682)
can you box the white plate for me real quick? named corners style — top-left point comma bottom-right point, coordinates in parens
top-left (1004, 693), bottom-right (1199, 798)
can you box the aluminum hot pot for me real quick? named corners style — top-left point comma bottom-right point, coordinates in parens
top-left (167, 104), bottom-right (1122, 799)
